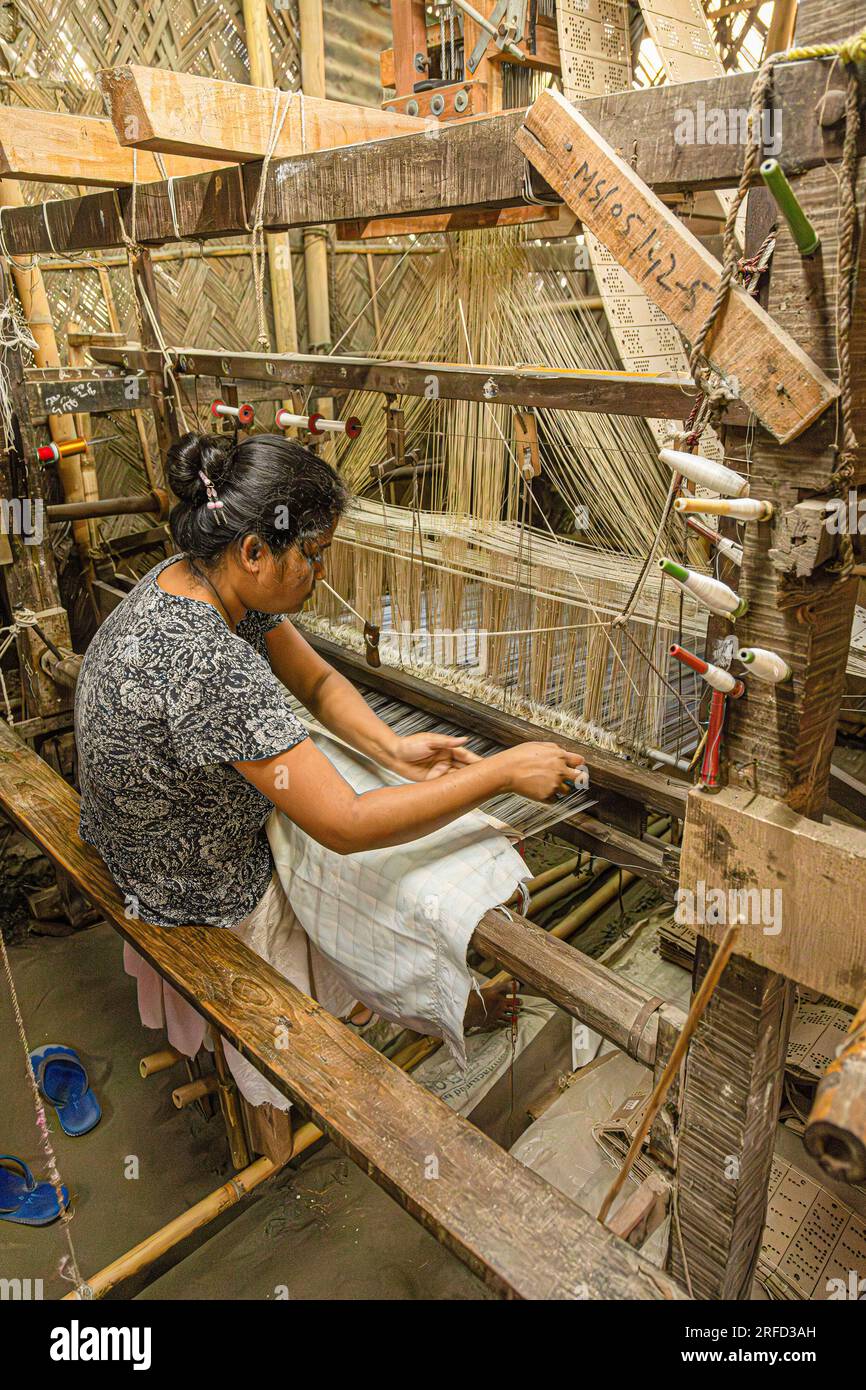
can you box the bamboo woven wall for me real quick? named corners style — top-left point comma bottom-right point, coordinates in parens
top-left (0, 0), bottom-right (405, 534)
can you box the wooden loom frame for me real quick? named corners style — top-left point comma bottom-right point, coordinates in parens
top-left (1, 0), bottom-right (866, 1299)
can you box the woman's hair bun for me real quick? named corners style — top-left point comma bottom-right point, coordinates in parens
top-left (167, 432), bottom-right (234, 505)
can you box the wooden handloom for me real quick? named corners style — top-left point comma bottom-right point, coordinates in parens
top-left (1, 0), bottom-right (866, 1302)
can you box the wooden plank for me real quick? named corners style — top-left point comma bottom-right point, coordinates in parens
top-left (389, 0), bottom-right (429, 96)
top-left (0, 108), bottom-right (223, 186)
top-left (515, 89), bottom-right (840, 444)
top-left (0, 717), bottom-right (685, 1301)
top-left (98, 64), bottom-right (430, 163)
top-left (1, 60), bottom-right (858, 255)
top-left (90, 342), bottom-right (714, 423)
top-left (335, 205), bottom-right (561, 239)
top-left (678, 785), bottom-right (866, 1007)
top-left (473, 908), bottom-right (686, 1066)
top-left (26, 372), bottom-right (151, 420)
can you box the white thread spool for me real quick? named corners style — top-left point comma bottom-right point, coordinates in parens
top-left (659, 558), bottom-right (747, 618)
top-left (276, 408), bottom-right (362, 439)
top-left (674, 495), bottom-right (772, 521)
top-left (660, 447), bottom-right (749, 498)
top-left (738, 647), bottom-right (792, 683)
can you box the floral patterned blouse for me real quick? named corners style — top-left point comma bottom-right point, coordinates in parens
top-left (74, 554), bottom-right (307, 927)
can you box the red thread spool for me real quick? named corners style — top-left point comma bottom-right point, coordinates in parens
top-left (211, 399), bottom-right (254, 426)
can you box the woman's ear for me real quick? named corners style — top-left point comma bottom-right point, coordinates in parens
top-left (239, 533), bottom-right (263, 569)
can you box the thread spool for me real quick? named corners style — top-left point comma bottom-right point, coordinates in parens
top-left (737, 646), bottom-right (792, 683)
top-left (684, 517), bottom-right (744, 566)
top-left (211, 399), bottom-right (254, 426)
top-left (659, 448), bottom-right (749, 498)
top-left (674, 496), bottom-right (773, 521)
top-left (36, 437), bottom-right (88, 464)
top-left (670, 644), bottom-right (744, 697)
top-left (276, 408), bottom-right (362, 439)
top-left (659, 558), bottom-right (748, 619)
top-left (760, 159), bottom-right (820, 257)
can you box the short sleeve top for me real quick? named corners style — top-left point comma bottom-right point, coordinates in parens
top-left (74, 554), bottom-right (308, 927)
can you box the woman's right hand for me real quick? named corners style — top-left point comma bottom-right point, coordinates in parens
top-left (495, 742), bottom-right (586, 802)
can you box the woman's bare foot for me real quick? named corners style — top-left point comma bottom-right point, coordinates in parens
top-left (346, 1002), bottom-right (374, 1028)
top-left (464, 978), bottom-right (522, 1032)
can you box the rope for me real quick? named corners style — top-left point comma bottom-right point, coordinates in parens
top-left (688, 34), bottom-right (863, 560)
top-left (247, 88), bottom-right (296, 352)
top-left (0, 930), bottom-right (85, 1295)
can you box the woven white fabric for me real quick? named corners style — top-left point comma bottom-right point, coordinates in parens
top-left (268, 732), bottom-right (531, 1066)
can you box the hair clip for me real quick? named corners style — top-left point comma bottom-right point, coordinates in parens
top-left (199, 469), bottom-right (226, 524)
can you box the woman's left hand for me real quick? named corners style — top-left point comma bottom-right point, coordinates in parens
top-left (387, 732), bottom-right (481, 781)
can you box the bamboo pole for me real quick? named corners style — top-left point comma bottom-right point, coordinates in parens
top-left (172, 1075), bottom-right (220, 1109)
top-left (242, 0), bottom-right (299, 364)
top-left (65, 1029), bottom-right (441, 1300)
top-left (597, 924), bottom-right (740, 1225)
top-left (93, 262), bottom-right (158, 490)
top-left (63, 1156), bottom-right (278, 1300)
top-left (139, 1047), bottom-right (182, 1077)
top-left (298, 0), bottom-right (335, 437)
top-left (0, 180), bottom-right (87, 557)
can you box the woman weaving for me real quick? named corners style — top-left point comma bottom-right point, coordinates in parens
top-left (74, 431), bottom-right (584, 1090)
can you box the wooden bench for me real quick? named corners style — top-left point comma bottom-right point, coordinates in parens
top-left (0, 718), bottom-right (686, 1299)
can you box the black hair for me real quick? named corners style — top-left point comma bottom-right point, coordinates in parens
top-left (167, 431), bottom-right (350, 566)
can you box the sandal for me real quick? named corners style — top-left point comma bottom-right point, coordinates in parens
top-left (29, 1045), bottom-right (101, 1138)
top-left (0, 1155), bottom-right (69, 1226)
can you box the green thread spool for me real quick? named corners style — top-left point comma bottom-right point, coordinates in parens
top-left (760, 159), bottom-right (820, 257)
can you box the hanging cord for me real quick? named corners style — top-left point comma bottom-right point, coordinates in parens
top-left (0, 283), bottom-right (37, 450)
top-left (688, 31), bottom-right (864, 543)
top-left (247, 88), bottom-right (298, 351)
top-left (0, 932), bottom-right (85, 1295)
top-left (135, 286), bottom-right (190, 434)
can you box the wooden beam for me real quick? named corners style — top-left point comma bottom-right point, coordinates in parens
top-left (389, 0), bottom-right (429, 96)
top-left (89, 342), bottom-right (718, 423)
top-left (98, 64), bottom-right (430, 163)
top-left (515, 89), bottom-right (839, 444)
top-left (2, 60), bottom-right (859, 255)
top-left (335, 205), bottom-right (561, 240)
top-left (678, 785), bottom-right (866, 1007)
top-left (0, 108), bottom-right (222, 186)
top-left (473, 908), bottom-right (686, 1065)
top-left (0, 717), bottom-right (685, 1301)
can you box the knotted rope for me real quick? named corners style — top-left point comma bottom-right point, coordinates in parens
top-left (687, 28), bottom-right (864, 578)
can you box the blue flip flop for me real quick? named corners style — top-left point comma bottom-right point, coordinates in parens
top-left (29, 1045), bottom-right (101, 1138)
top-left (0, 1155), bottom-right (69, 1226)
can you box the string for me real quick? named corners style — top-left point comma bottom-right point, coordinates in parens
top-left (0, 931), bottom-right (85, 1295)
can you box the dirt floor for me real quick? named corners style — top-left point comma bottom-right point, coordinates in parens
top-left (0, 921), bottom-right (490, 1301)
